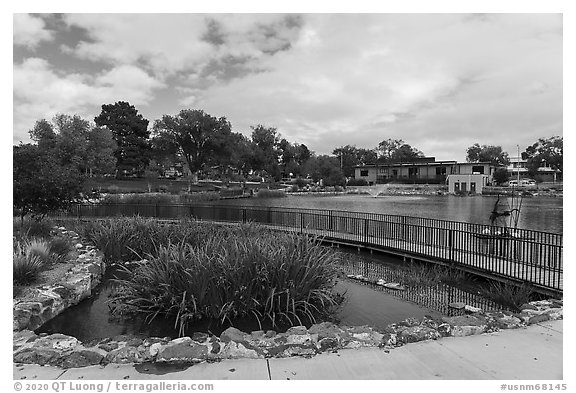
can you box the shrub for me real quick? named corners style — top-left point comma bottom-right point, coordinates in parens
top-left (346, 178), bottom-right (368, 187)
top-left (179, 191), bottom-right (220, 203)
top-left (25, 238), bottom-right (57, 266)
top-left (13, 216), bottom-right (53, 240)
top-left (255, 189), bottom-right (286, 198)
top-left (48, 237), bottom-right (74, 263)
top-left (13, 241), bottom-right (47, 285)
top-left (110, 226), bottom-right (340, 335)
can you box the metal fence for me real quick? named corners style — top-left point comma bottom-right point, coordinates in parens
top-left (61, 203), bottom-right (563, 293)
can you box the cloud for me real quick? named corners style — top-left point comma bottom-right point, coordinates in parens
top-left (187, 14), bottom-right (561, 158)
top-left (13, 14), bottom-right (54, 49)
top-left (13, 58), bottom-right (164, 142)
top-left (61, 14), bottom-right (303, 80)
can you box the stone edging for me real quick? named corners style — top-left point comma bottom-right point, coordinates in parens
top-left (13, 299), bottom-right (562, 369)
top-left (13, 226), bottom-right (106, 332)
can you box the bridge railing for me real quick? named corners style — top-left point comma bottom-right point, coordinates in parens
top-left (59, 203), bottom-right (563, 292)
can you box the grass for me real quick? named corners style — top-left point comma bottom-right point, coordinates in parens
top-left (48, 237), bottom-right (74, 263)
top-left (13, 240), bottom-right (49, 285)
top-left (479, 281), bottom-right (535, 311)
top-left (102, 221), bottom-right (340, 336)
top-left (13, 216), bottom-right (54, 240)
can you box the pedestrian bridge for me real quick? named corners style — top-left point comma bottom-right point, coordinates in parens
top-left (62, 203), bottom-right (563, 297)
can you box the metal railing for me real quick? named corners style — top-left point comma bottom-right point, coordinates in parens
top-left (59, 203), bottom-right (563, 293)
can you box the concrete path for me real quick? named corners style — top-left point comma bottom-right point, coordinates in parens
top-left (13, 320), bottom-right (562, 380)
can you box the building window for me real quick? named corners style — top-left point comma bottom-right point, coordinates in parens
top-left (435, 166), bottom-right (446, 176)
top-left (472, 165), bottom-right (485, 174)
top-left (408, 167), bottom-right (418, 177)
top-left (360, 169), bottom-right (369, 177)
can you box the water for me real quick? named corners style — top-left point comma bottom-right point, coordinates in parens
top-left (217, 194), bottom-right (563, 234)
top-left (36, 253), bottom-right (502, 342)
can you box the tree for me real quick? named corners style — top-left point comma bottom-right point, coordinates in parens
top-left (153, 109), bottom-right (233, 181)
top-left (29, 114), bottom-right (117, 177)
top-left (250, 125), bottom-right (281, 181)
top-left (14, 144), bottom-right (84, 220)
top-left (522, 136), bottom-right (563, 177)
top-left (94, 101), bottom-right (151, 177)
top-left (466, 143), bottom-right (510, 166)
top-left (333, 145), bottom-right (378, 177)
top-left (492, 167), bottom-right (510, 186)
top-left (302, 155), bottom-right (345, 186)
top-left (376, 139), bottom-right (424, 163)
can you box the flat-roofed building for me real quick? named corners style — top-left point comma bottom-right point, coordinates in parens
top-left (354, 157), bottom-right (496, 186)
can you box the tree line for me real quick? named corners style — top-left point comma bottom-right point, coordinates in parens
top-left (14, 100), bottom-right (562, 217)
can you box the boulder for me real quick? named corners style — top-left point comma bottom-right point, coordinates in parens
top-left (450, 325), bottom-right (486, 337)
top-left (33, 334), bottom-right (78, 351)
top-left (105, 346), bottom-right (146, 364)
top-left (308, 322), bottom-right (344, 340)
top-left (221, 341), bottom-right (263, 359)
top-left (317, 337), bottom-right (339, 351)
top-left (398, 326), bottom-right (440, 343)
top-left (59, 350), bottom-right (104, 368)
top-left (220, 327), bottom-right (247, 343)
top-left (448, 302), bottom-right (466, 310)
top-left (286, 326), bottom-right (308, 335)
top-left (156, 338), bottom-right (208, 362)
top-left (14, 348), bottom-right (60, 366)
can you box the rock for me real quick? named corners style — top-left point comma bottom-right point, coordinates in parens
top-left (493, 315), bottom-right (522, 329)
top-left (442, 314), bottom-right (487, 327)
top-left (520, 303), bottom-right (539, 311)
top-left (221, 341), bottom-right (262, 359)
top-left (381, 333), bottom-right (397, 346)
top-left (383, 283), bottom-right (406, 290)
top-left (265, 330), bottom-right (277, 338)
top-left (59, 350), bottom-right (104, 368)
top-left (397, 318), bottom-right (421, 328)
top-left (210, 342), bottom-right (221, 355)
top-left (308, 322), bottom-right (343, 340)
top-left (156, 339), bottom-right (208, 362)
top-left (126, 338), bottom-right (144, 347)
top-left (317, 337), bottom-right (339, 351)
top-left (75, 243), bottom-right (84, 249)
top-left (437, 323), bottom-right (451, 337)
top-left (464, 305), bottom-right (482, 313)
top-left (450, 325), bottom-right (486, 337)
top-left (286, 326), bottom-right (307, 335)
top-left (98, 342), bottom-right (119, 352)
top-left (448, 302), bottom-right (466, 310)
top-left (286, 334), bottom-right (313, 345)
top-left (33, 334), bottom-right (78, 351)
top-left (220, 327), bottom-right (247, 343)
top-left (191, 332), bottom-right (209, 343)
top-left (528, 313), bottom-right (550, 325)
top-left (13, 309), bottom-right (32, 331)
top-left (398, 326), bottom-right (440, 343)
top-left (550, 299), bottom-right (563, 308)
top-left (14, 348), bottom-right (60, 365)
top-left (106, 346), bottom-right (145, 364)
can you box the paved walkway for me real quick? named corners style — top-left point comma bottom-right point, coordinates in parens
top-left (14, 320), bottom-right (562, 380)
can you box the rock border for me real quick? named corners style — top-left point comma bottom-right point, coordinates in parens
top-left (14, 299), bottom-right (562, 369)
top-left (13, 226), bottom-right (106, 332)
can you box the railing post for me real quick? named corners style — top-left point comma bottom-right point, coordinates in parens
top-left (363, 218), bottom-right (369, 244)
top-left (300, 212), bottom-right (304, 233)
top-left (448, 229), bottom-right (454, 263)
top-left (242, 208), bottom-right (247, 224)
top-left (155, 203), bottom-right (159, 218)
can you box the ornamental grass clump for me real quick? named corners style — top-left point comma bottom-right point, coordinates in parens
top-left (13, 241), bottom-right (49, 285)
top-left (110, 225), bottom-right (340, 336)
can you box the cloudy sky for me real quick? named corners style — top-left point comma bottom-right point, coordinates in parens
top-left (13, 13), bottom-right (562, 161)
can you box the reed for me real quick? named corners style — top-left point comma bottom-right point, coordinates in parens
top-left (110, 226), bottom-right (340, 335)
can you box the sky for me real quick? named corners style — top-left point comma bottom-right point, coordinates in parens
top-left (12, 13), bottom-right (563, 161)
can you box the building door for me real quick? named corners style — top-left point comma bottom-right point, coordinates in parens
top-left (454, 182), bottom-right (460, 192)
top-left (470, 182), bottom-right (476, 193)
top-left (461, 182), bottom-right (467, 192)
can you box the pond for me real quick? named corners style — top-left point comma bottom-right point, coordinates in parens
top-left (36, 250), bottom-right (508, 342)
top-left (218, 194), bottom-right (563, 234)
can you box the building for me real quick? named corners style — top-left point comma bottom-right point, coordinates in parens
top-left (354, 157), bottom-right (497, 186)
top-left (506, 156), bottom-right (561, 183)
top-left (447, 174), bottom-right (490, 194)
